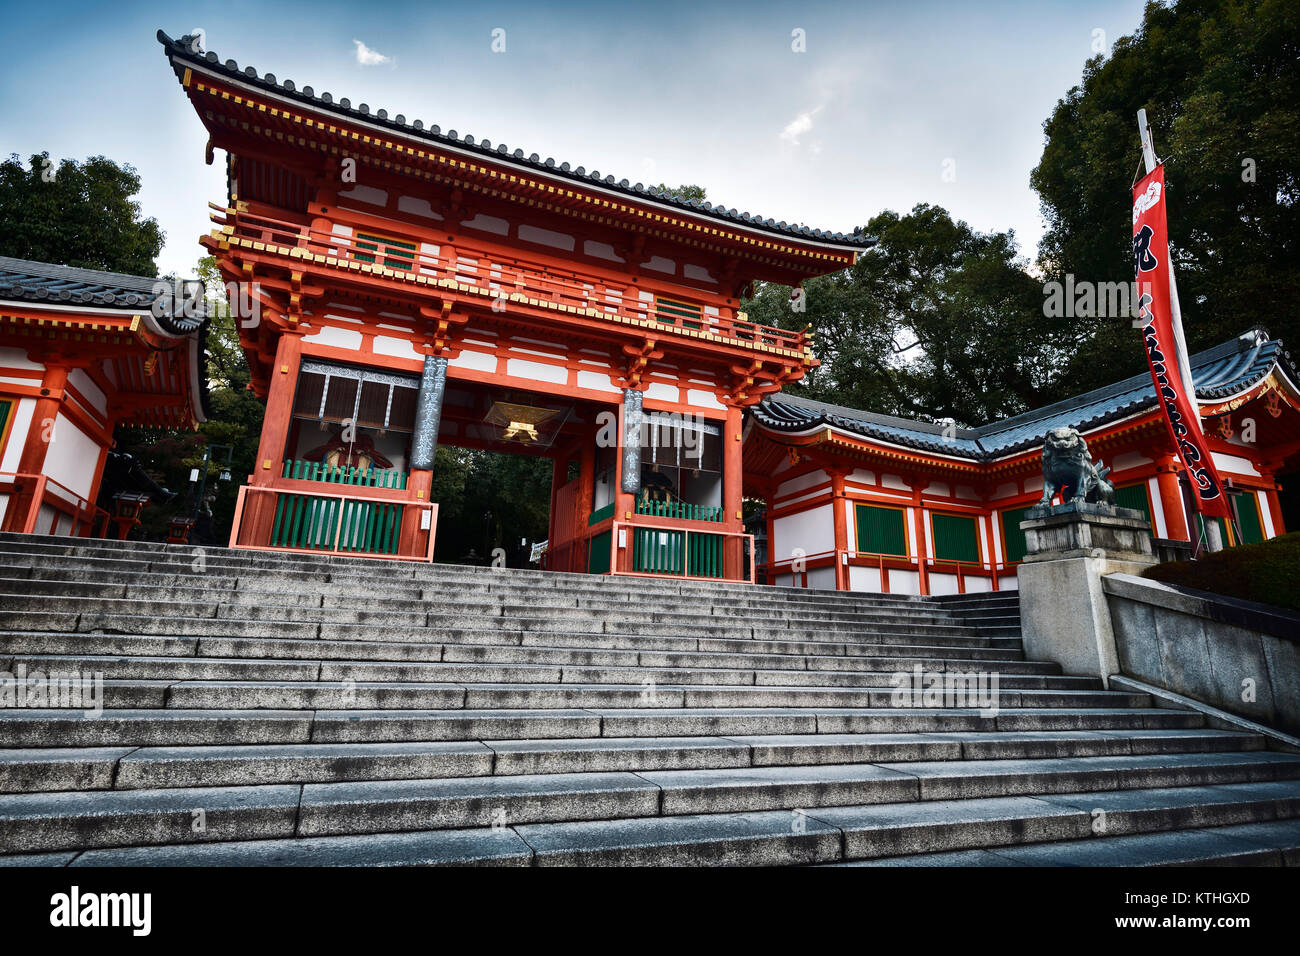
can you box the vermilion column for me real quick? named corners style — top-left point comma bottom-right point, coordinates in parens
top-left (908, 478), bottom-right (931, 596)
top-left (238, 331), bottom-right (304, 547)
top-left (1155, 458), bottom-right (1189, 540)
top-left (2, 362), bottom-right (68, 533)
top-left (830, 469), bottom-right (849, 591)
top-left (723, 403), bottom-right (745, 580)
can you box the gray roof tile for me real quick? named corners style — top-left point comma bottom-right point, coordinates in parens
top-left (754, 329), bottom-right (1296, 460)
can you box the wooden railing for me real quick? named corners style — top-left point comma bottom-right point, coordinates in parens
top-left (229, 483), bottom-right (436, 562)
top-left (211, 205), bottom-right (809, 353)
top-left (764, 548), bottom-right (1018, 594)
top-left (609, 520), bottom-right (754, 583)
top-left (635, 499), bottom-right (724, 523)
top-left (265, 460), bottom-right (411, 555)
top-left (0, 473), bottom-right (110, 538)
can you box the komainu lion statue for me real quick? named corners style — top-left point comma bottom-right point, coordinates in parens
top-left (1038, 427), bottom-right (1115, 506)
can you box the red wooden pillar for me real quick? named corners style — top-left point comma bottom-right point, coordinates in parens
top-left (723, 403), bottom-right (745, 580)
top-left (1155, 458), bottom-right (1189, 541)
top-left (398, 470), bottom-right (433, 558)
top-left (238, 331), bottom-right (303, 547)
top-left (578, 432), bottom-right (596, 572)
top-left (829, 469), bottom-right (849, 591)
top-left (2, 362), bottom-right (67, 533)
top-left (1265, 487), bottom-right (1286, 537)
top-left (983, 512), bottom-right (1000, 591)
top-left (907, 477), bottom-right (930, 596)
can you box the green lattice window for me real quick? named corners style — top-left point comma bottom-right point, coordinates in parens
top-left (655, 296), bottom-right (703, 330)
top-left (932, 513), bottom-right (980, 563)
top-left (855, 504), bottom-right (907, 556)
top-left (1232, 492), bottom-right (1265, 545)
top-left (355, 232), bottom-right (416, 271)
top-left (1000, 506), bottom-right (1029, 564)
top-left (588, 531), bottom-right (612, 574)
top-left (1113, 483), bottom-right (1154, 533)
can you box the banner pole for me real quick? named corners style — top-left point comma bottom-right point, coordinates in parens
top-left (1136, 108), bottom-right (1223, 552)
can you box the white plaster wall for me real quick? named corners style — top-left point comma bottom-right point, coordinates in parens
top-left (687, 389), bottom-right (724, 411)
top-left (577, 370), bottom-right (621, 393)
top-left (1148, 477), bottom-right (1168, 537)
top-left (890, 569), bottom-right (922, 596)
top-left (42, 412), bottom-right (102, 499)
top-left (1211, 452), bottom-right (1260, 476)
top-left (777, 470), bottom-right (827, 498)
top-left (772, 503), bottom-right (833, 563)
top-left (450, 349), bottom-right (498, 373)
top-left (1258, 490), bottom-right (1276, 538)
top-left (506, 358), bottom-right (567, 385)
top-left (304, 325), bottom-right (363, 350)
top-left (929, 572), bottom-right (960, 596)
top-left (848, 565), bottom-right (882, 592)
top-left (0, 398), bottom-right (35, 472)
top-left (805, 566), bottom-right (836, 591)
top-left (373, 335), bottom-right (420, 361)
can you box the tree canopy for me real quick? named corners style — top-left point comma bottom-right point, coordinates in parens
top-left (743, 205), bottom-right (1065, 427)
top-left (1030, 0), bottom-right (1299, 395)
top-left (0, 153), bottom-right (163, 275)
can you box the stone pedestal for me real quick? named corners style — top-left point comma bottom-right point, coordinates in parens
top-left (1017, 503), bottom-right (1157, 685)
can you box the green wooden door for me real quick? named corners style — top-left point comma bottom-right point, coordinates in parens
top-left (1000, 506), bottom-right (1030, 563)
top-left (855, 504), bottom-right (907, 556)
top-left (932, 513), bottom-right (979, 563)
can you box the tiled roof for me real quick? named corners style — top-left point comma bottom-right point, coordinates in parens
top-left (753, 329), bottom-right (1297, 461)
top-left (157, 30), bottom-right (875, 251)
top-left (0, 255), bottom-right (209, 338)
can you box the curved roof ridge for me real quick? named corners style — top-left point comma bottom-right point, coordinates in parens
top-left (157, 30), bottom-right (875, 251)
top-left (754, 329), bottom-right (1294, 461)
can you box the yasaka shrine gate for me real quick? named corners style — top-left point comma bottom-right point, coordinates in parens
top-left (155, 32), bottom-right (1298, 593)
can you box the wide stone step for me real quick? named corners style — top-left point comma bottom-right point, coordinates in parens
top-left (1, 677), bottom-right (1149, 711)
top-left (0, 540), bottom-right (1018, 615)
top-left (0, 574), bottom-right (1014, 629)
top-left (12, 784), bottom-right (1292, 867)
top-left (0, 631), bottom-right (1041, 678)
top-left (843, 817), bottom-right (1300, 867)
top-left (2, 752), bottom-right (1296, 853)
top-left (0, 729), bottom-right (1264, 792)
top-left (0, 705), bottom-right (1203, 748)
top-left (0, 652), bottom-right (1097, 690)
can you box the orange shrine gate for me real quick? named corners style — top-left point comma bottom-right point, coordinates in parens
top-left (160, 31), bottom-right (871, 580)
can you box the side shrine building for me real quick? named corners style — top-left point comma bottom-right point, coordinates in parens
top-left (0, 256), bottom-right (209, 537)
top-left (748, 329), bottom-right (1298, 594)
top-left (155, 31), bottom-right (1296, 591)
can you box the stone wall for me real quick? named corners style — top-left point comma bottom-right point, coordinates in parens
top-left (1104, 573), bottom-right (1300, 735)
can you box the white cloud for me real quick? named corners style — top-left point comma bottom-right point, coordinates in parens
top-left (779, 106), bottom-right (824, 146)
top-left (353, 39), bottom-right (392, 66)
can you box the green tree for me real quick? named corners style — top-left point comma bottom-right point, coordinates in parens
top-left (745, 205), bottom-right (1062, 426)
top-left (1030, 0), bottom-right (1300, 395)
top-left (654, 184), bottom-right (707, 202)
top-left (0, 153), bottom-right (163, 275)
top-left (116, 255), bottom-right (265, 542)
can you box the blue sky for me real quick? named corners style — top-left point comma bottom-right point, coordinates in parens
top-left (0, 0), bottom-right (1149, 279)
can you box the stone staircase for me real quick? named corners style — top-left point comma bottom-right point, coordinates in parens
top-left (0, 532), bottom-right (1298, 867)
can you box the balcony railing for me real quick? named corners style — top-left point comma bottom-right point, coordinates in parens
top-left (210, 205), bottom-right (809, 354)
top-left (764, 548), bottom-right (1019, 595)
top-left (635, 498), bottom-right (724, 523)
top-left (0, 473), bottom-right (110, 538)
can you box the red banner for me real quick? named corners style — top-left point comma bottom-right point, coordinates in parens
top-left (1132, 165), bottom-right (1232, 518)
